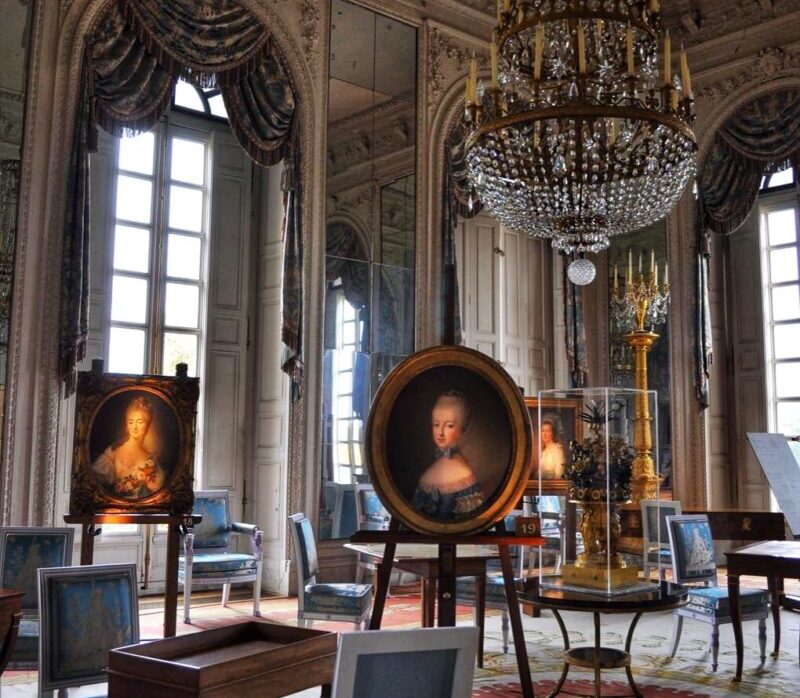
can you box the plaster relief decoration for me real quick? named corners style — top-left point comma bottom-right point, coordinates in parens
top-left (696, 47), bottom-right (800, 106)
top-left (0, 89), bottom-right (23, 152)
top-left (428, 28), bottom-right (488, 108)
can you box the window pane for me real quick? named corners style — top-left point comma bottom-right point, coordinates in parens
top-left (163, 332), bottom-right (198, 376)
top-left (111, 275), bottom-right (148, 323)
top-left (171, 138), bottom-right (206, 186)
top-left (775, 363), bottom-right (800, 397)
top-left (208, 94), bottom-right (229, 119)
top-left (167, 234), bottom-right (201, 280)
top-left (770, 248), bottom-right (799, 284)
top-left (774, 324), bottom-right (800, 359)
top-left (116, 176), bottom-right (153, 224)
top-left (174, 80), bottom-right (205, 112)
top-left (769, 167), bottom-right (794, 188)
top-left (119, 132), bottom-right (155, 175)
top-left (772, 285), bottom-right (800, 321)
top-left (164, 282), bottom-right (199, 328)
top-left (777, 401), bottom-right (800, 435)
top-left (768, 209), bottom-right (797, 246)
top-left (108, 327), bottom-right (145, 374)
top-left (113, 225), bottom-right (150, 273)
top-left (168, 185), bottom-right (203, 232)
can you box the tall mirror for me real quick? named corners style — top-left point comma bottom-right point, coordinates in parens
top-left (320, 0), bottom-right (417, 540)
top-left (607, 223), bottom-right (672, 490)
top-left (0, 0), bottom-right (32, 457)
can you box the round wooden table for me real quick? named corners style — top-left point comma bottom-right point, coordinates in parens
top-left (518, 577), bottom-right (688, 698)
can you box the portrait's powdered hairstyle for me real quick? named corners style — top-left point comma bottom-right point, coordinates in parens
top-left (126, 396), bottom-right (154, 424)
top-left (433, 390), bottom-right (471, 432)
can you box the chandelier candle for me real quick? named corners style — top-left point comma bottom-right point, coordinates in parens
top-left (464, 0), bottom-right (697, 255)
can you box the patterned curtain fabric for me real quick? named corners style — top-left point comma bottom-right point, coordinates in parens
top-left (562, 254), bottom-right (588, 388)
top-left (694, 89), bottom-right (800, 406)
top-left (60, 81), bottom-right (93, 396)
top-left (442, 123), bottom-right (482, 345)
top-left (281, 146), bottom-right (303, 400)
top-left (62, 0), bottom-right (301, 394)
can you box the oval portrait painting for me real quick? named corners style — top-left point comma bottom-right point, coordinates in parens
top-left (88, 388), bottom-right (181, 501)
top-left (367, 346), bottom-right (532, 535)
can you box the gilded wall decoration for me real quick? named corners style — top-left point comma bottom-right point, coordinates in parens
top-left (427, 28), bottom-right (488, 109)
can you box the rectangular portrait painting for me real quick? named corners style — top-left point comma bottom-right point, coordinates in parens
top-left (69, 360), bottom-right (199, 515)
top-left (525, 397), bottom-right (581, 493)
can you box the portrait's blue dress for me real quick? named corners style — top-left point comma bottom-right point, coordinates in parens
top-left (412, 480), bottom-right (485, 520)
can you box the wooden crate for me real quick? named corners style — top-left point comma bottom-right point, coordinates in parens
top-left (107, 620), bottom-right (337, 698)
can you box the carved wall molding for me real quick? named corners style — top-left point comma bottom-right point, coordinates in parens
top-left (0, 89), bottom-right (24, 151)
top-left (427, 27), bottom-right (488, 112)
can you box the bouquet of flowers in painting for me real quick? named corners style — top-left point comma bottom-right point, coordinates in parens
top-left (566, 400), bottom-right (635, 503)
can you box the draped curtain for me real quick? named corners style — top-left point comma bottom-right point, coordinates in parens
top-left (442, 123), bottom-right (482, 345)
top-left (61, 0), bottom-right (301, 394)
top-left (694, 89), bottom-right (800, 406)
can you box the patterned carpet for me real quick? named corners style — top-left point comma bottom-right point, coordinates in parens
top-left (2, 589), bottom-right (798, 696)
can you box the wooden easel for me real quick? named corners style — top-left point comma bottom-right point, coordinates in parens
top-left (64, 512), bottom-right (200, 637)
top-left (350, 520), bottom-right (544, 698)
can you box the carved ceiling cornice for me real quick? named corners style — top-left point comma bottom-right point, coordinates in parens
top-left (696, 45), bottom-right (800, 104)
top-left (427, 27), bottom-right (489, 109)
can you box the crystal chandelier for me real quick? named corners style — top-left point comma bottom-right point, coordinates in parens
top-left (464, 0), bottom-right (697, 254)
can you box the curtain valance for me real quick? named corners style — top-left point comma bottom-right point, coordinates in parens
top-left (694, 88), bottom-right (800, 407)
top-left (62, 0), bottom-right (302, 395)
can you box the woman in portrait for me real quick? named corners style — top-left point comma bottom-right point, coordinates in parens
top-left (412, 390), bottom-right (485, 520)
top-left (539, 417), bottom-right (566, 479)
top-left (92, 396), bottom-right (166, 499)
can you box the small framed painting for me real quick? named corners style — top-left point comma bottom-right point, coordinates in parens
top-left (525, 397), bottom-right (582, 494)
top-left (69, 360), bottom-right (199, 515)
top-left (366, 345), bottom-right (532, 535)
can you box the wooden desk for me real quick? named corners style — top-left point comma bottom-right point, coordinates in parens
top-left (0, 588), bottom-right (23, 677)
top-left (726, 540), bottom-right (800, 681)
top-left (64, 513), bottom-right (201, 638)
top-left (345, 542), bottom-right (498, 665)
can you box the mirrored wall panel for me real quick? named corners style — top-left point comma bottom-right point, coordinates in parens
top-left (320, 0), bottom-right (417, 540)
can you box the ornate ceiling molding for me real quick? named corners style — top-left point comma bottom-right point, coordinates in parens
top-left (696, 46), bottom-right (800, 105)
top-left (427, 27), bottom-right (488, 111)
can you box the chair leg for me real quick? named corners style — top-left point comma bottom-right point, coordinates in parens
top-left (758, 617), bottom-right (767, 664)
top-left (254, 559), bottom-right (263, 617)
top-left (501, 608), bottom-right (510, 655)
top-left (222, 582), bottom-right (231, 607)
top-left (710, 625), bottom-right (720, 672)
top-left (669, 614), bottom-right (683, 657)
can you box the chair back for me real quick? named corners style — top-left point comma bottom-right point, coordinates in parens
top-left (289, 513), bottom-right (319, 586)
top-left (355, 484), bottom-right (389, 531)
top-left (666, 514), bottom-right (718, 586)
top-left (641, 499), bottom-right (682, 552)
top-left (191, 490), bottom-right (231, 552)
top-left (0, 527), bottom-right (74, 615)
top-left (332, 626), bottom-right (479, 698)
top-left (333, 484), bottom-right (358, 539)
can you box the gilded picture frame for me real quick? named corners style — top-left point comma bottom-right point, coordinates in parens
top-left (366, 345), bottom-right (532, 535)
top-left (525, 397), bottom-right (582, 494)
top-left (69, 360), bottom-right (199, 516)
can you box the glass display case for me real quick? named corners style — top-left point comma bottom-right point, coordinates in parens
top-left (536, 387), bottom-right (663, 595)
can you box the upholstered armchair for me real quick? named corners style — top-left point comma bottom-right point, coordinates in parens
top-left (289, 513), bottom-right (372, 629)
top-left (179, 490), bottom-right (263, 624)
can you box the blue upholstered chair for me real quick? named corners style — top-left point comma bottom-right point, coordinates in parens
top-left (0, 526), bottom-right (74, 669)
top-left (641, 499), bottom-right (681, 580)
top-left (353, 484), bottom-right (394, 586)
top-left (289, 513), bottom-right (372, 629)
top-left (179, 490), bottom-right (263, 624)
top-left (666, 514), bottom-right (769, 671)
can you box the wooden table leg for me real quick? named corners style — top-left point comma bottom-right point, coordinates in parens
top-left (476, 572), bottom-right (486, 668)
top-left (768, 575), bottom-right (782, 656)
top-left (80, 522), bottom-right (97, 566)
top-left (499, 544), bottom-right (534, 698)
top-left (369, 543), bottom-right (396, 630)
top-left (164, 523), bottom-right (180, 637)
top-left (422, 578), bottom-right (436, 628)
top-left (438, 544), bottom-right (456, 627)
top-left (729, 572), bottom-right (743, 681)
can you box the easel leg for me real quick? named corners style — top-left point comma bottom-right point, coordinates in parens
top-left (476, 572), bottom-right (486, 667)
top-left (80, 522), bottom-right (97, 566)
top-left (164, 523), bottom-right (180, 637)
top-left (422, 578), bottom-right (436, 627)
top-left (499, 544), bottom-right (534, 698)
top-left (369, 534), bottom-right (397, 630)
top-left (438, 544), bottom-right (456, 627)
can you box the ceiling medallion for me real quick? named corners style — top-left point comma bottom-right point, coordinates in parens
top-left (464, 0), bottom-right (697, 254)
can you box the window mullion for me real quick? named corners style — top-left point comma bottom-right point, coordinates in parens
top-left (150, 124), bottom-right (170, 374)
